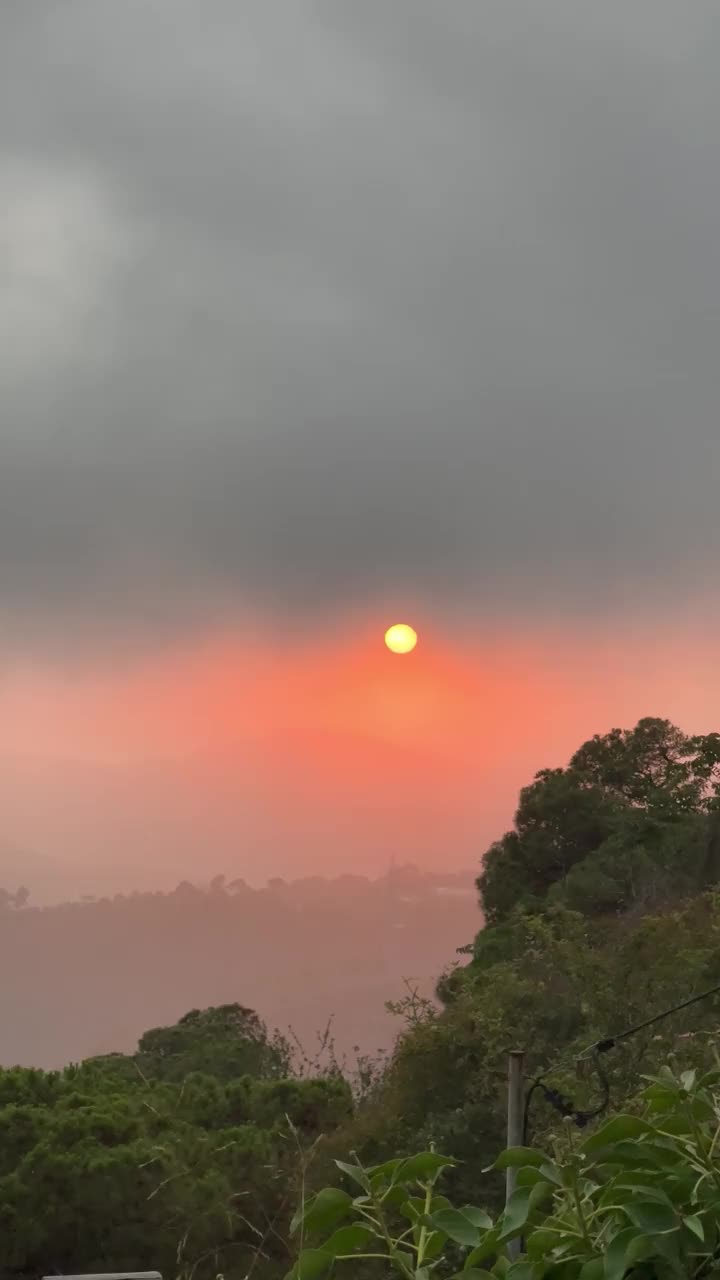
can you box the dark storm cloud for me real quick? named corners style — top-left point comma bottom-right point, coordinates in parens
top-left (2, 0), bottom-right (720, 632)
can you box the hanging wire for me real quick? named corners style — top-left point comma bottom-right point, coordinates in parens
top-left (522, 979), bottom-right (720, 1142)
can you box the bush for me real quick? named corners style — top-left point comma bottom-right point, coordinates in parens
top-left (290, 1060), bottom-right (720, 1278)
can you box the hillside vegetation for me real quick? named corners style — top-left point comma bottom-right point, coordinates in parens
top-left (5, 717), bottom-right (720, 1277)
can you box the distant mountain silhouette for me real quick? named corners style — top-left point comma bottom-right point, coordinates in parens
top-left (0, 865), bottom-right (480, 1069)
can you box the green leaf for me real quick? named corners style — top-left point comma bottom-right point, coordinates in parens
top-left (624, 1199), bottom-right (677, 1234)
top-left (606, 1179), bottom-right (674, 1206)
top-left (335, 1159), bottom-right (371, 1192)
top-left (293, 1248), bottom-right (333, 1279)
top-left (431, 1194), bottom-right (453, 1212)
top-left (604, 1228), bottom-right (644, 1280)
top-left (599, 1139), bottom-right (680, 1168)
top-left (643, 1085), bottom-right (681, 1113)
top-left (390, 1247), bottom-right (414, 1273)
top-left (424, 1230), bottom-right (447, 1260)
top-left (539, 1161), bottom-right (564, 1187)
top-left (465, 1231), bottom-right (501, 1267)
top-left (582, 1115), bottom-right (654, 1154)
top-left (528, 1180), bottom-right (553, 1212)
top-left (321, 1223), bottom-right (378, 1257)
top-left (399, 1151), bottom-right (456, 1183)
top-left (493, 1146), bottom-right (548, 1170)
top-left (401, 1195), bottom-right (425, 1223)
top-left (291, 1187), bottom-right (352, 1237)
top-left (368, 1156), bottom-right (404, 1183)
top-left (499, 1187), bottom-right (532, 1239)
top-left (579, 1262), bottom-right (604, 1280)
top-left (452, 1271), bottom-right (495, 1279)
top-left (526, 1227), bottom-right (562, 1260)
top-left (684, 1213), bottom-right (705, 1241)
top-left (516, 1167), bottom-right (549, 1189)
top-left (460, 1205), bottom-right (494, 1229)
top-left (506, 1265), bottom-right (535, 1280)
top-left (383, 1184), bottom-right (412, 1209)
top-left (430, 1207), bottom-right (483, 1247)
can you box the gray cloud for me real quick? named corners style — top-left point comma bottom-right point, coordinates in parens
top-left (2, 0), bottom-right (720, 637)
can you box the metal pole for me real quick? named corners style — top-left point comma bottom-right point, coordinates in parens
top-left (506, 1049), bottom-right (525, 1261)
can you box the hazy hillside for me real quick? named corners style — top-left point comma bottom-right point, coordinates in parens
top-left (0, 864), bottom-right (478, 1069)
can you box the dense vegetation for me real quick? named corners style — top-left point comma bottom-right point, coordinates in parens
top-left (0, 1004), bottom-right (352, 1278)
top-left (298, 1064), bottom-right (720, 1278)
top-left (7, 716), bottom-right (720, 1277)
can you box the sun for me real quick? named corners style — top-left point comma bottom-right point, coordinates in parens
top-left (384, 623), bottom-right (418, 655)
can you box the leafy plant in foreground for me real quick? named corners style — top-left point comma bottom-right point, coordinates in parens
top-left (289, 1061), bottom-right (720, 1278)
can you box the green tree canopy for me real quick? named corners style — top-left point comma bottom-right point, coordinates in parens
top-left (136, 1003), bottom-right (292, 1082)
top-left (478, 718), bottom-right (720, 925)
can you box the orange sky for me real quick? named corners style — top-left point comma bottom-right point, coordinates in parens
top-left (2, 605), bottom-right (720, 900)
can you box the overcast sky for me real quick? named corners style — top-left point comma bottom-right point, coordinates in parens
top-left (2, 0), bottom-right (720, 644)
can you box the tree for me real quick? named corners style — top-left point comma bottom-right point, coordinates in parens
top-left (478, 718), bottom-right (720, 925)
top-left (137, 1003), bottom-right (292, 1082)
top-left (570, 717), bottom-right (720, 816)
top-left (478, 768), bottom-right (618, 924)
top-left (0, 1010), bottom-right (351, 1279)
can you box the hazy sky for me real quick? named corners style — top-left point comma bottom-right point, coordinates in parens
top-left (2, 3), bottom-right (720, 895)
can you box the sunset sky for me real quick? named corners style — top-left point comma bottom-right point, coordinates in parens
top-left (2, 3), bottom-right (720, 900)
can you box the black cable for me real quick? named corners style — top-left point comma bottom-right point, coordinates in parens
top-left (584, 978), bottom-right (720, 1058)
top-left (525, 1051), bottom-right (610, 1139)
top-left (523, 979), bottom-right (720, 1140)
top-left (522, 1078), bottom-right (545, 1145)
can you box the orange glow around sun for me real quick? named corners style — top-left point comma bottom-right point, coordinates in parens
top-left (384, 623), bottom-right (418, 654)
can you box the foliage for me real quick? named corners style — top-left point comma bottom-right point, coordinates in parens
top-left (292, 1062), bottom-right (720, 1278)
top-left (0, 1007), bottom-right (352, 1279)
top-left (7, 715), bottom-right (720, 1277)
top-left (136, 1002), bottom-right (293, 1082)
top-left (477, 719), bottom-right (720, 925)
top-left (349, 889), bottom-right (720, 1215)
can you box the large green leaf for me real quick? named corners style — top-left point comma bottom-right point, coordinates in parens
top-left (464, 1229), bottom-right (501, 1266)
top-left (528, 1180), bottom-right (554, 1212)
top-left (684, 1213), bottom-right (705, 1241)
top-left (293, 1248), bottom-right (334, 1279)
top-left (430, 1207), bottom-right (484, 1246)
top-left (335, 1159), bottom-right (371, 1192)
top-left (539, 1161), bottom-right (564, 1187)
top-left (493, 1147), bottom-right (548, 1170)
top-left (608, 1176), bottom-right (673, 1203)
top-left (578, 1262), bottom-right (604, 1279)
top-left (525, 1226), bottom-right (563, 1260)
top-left (424, 1229), bottom-right (447, 1260)
top-left (460, 1205), bottom-right (494, 1229)
top-left (596, 1139), bottom-right (681, 1169)
top-left (399, 1151), bottom-right (456, 1183)
top-left (320, 1223), bottom-right (378, 1257)
top-left (624, 1199), bottom-right (677, 1234)
top-left (517, 1167), bottom-right (550, 1189)
top-left (604, 1227), bottom-right (656, 1280)
top-left (291, 1187), bottom-right (352, 1236)
top-left (499, 1187), bottom-right (532, 1239)
top-left (368, 1157), bottom-right (405, 1187)
top-left (603, 1228), bottom-right (643, 1280)
top-left (582, 1115), bottom-right (655, 1154)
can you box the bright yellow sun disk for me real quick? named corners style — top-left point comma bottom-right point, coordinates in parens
top-left (384, 623), bottom-right (418, 655)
